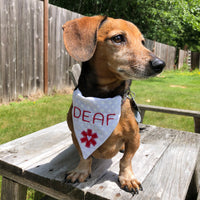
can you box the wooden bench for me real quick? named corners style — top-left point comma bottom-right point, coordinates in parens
top-left (138, 104), bottom-right (200, 133)
top-left (0, 122), bottom-right (200, 200)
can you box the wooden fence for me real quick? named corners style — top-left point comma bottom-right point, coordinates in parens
top-left (0, 0), bottom-right (43, 102)
top-left (0, 0), bottom-right (199, 102)
top-left (178, 50), bottom-right (200, 70)
top-left (145, 39), bottom-right (176, 70)
top-left (0, 0), bottom-right (81, 102)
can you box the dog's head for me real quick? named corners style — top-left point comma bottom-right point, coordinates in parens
top-left (63, 16), bottom-right (165, 80)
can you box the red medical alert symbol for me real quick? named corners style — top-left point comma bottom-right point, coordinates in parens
top-left (80, 129), bottom-right (98, 148)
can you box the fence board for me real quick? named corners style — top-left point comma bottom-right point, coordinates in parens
top-left (48, 4), bottom-right (55, 93)
top-left (1, 0), bottom-right (10, 102)
top-left (166, 45), bottom-right (176, 70)
top-left (26, 0), bottom-right (32, 96)
top-left (30, 0), bottom-right (36, 94)
top-left (9, 0), bottom-right (17, 100)
top-left (36, 0), bottom-right (44, 91)
top-left (191, 52), bottom-right (200, 70)
top-left (22, 0), bottom-right (28, 96)
top-left (0, 0), bottom-right (2, 100)
top-left (16, 0), bottom-right (24, 98)
top-left (145, 39), bottom-right (155, 52)
top-left (60, 8), bottom-right (71, 87)
top-left (145, 39), bottom-right (176, 70)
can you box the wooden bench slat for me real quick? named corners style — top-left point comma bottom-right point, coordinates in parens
top-left (0, 122), bottom-right (70, 167)
top-left (138, 104), bottom-right (200, 133)
top-left (138, 104), bottom-right (200, 118)
top-left (196, 151), bottom-right (200, 197)
top-left (0, 122), bottom-right (70, 154)
top-left (134, 131), bottom-right (200, 200)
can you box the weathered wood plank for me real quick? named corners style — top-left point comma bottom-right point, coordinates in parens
top-left (134, 131), bottom-right (200, 200)
top-left (30, 0), bottom-right (37, 94)
top-left (195, 151), bottom-right (200, 195)
top-left (16, 0), bottom-right (25, 97)
top-left (139, 104), bottom-right (200, 118)
top-left (167, 46), bottom-right (176, 70)
top-left (60, 8), bottom-right (70, 86)
top-left (178, 49), bottom-right (187, 69)
top-left (48, 4), bottom-right (56, 93)
top-left (0, 0), bottom-right (3, 102)
top-left (0, 122), bottom-right (70, 166)
top-left (139, 104), bottom-right (200, 133)
top-left (145, 39), bottom-right (154, 52)
top-left (23, 0), bottom-right (30, 96)
top-left (1, 177), bottom-right (27, 200)
top-left (1, 0), bottom-right (10, 102)
top-left (64, 10), bottom-right (74, 86)
top-left (7, 0), bottom-right (17, 101)
top-left (55, 6), bottom-right (62, 90)
top-left (36, 0), bottom-right (44, 91)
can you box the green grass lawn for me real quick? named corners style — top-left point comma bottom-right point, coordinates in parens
top-left (131, 69), bottom-right (200, 132)
top-left (0, 94), bottom-right (72, 145)
top-left (0, 69), bottom-right (200, 199)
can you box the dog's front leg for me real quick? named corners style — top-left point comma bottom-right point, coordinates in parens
top-left (66, 156), bottom-right (92, 183)
top-left (119, 139), bottom-right (142, 194)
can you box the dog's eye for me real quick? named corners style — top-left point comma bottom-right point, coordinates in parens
top-left (111, 35), bottom-right (125, 44)
top-left (142, 40), bottom-right (145, 46)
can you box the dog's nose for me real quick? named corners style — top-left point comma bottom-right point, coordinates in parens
top-left (150, 58), bottom-right (165, 73)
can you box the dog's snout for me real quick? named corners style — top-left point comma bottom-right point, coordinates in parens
top-left (150, 58), bottom-right (165, 73)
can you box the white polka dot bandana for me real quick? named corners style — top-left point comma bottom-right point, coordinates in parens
top-left (72, 88), bottom-right (122, 159)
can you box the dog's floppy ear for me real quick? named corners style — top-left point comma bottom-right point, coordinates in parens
top-left (62, 16), bottom-right (105, 62)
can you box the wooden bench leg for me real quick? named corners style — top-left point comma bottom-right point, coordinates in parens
top-left (140, 109), bottom-right (146, 123)
top-left (195, 151), bottom-right (200, 200)
top-left (197, 192), bottom-right (200, 200)
top-left (194, 117), bottom-right (200, 133)
top-left (1, 177), bottom-right (27, 200)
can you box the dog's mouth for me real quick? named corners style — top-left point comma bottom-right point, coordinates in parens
top-left (117, 68), bottom-right (152, 80)
top-left (117, 62), bottom-right (165, 80)
top-left (116, 57), bottom-right (165, 80)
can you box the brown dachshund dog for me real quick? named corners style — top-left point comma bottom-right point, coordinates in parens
top-left (62, 16), bottom-right (165, 194)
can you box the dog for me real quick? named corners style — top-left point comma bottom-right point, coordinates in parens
top-left (62, 15), bottom-right (165, 194)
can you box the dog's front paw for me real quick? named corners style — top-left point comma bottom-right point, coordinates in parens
top-left (65, 169), bottom-right (91, 183)
top-left (65, 157), bottom-right (92, 183)
top-left (118, 175), bottom-right (143, 195)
